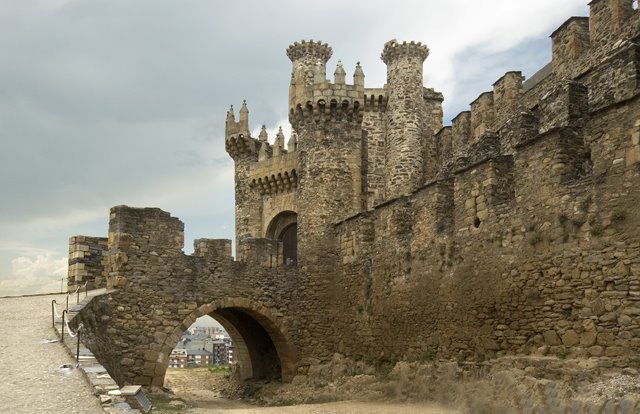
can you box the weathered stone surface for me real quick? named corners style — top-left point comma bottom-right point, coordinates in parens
top-left (69, 1), bottom-right (640, 391)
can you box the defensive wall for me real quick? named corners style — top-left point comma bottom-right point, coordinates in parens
top-left (69, 0), bottom-right (640, 387)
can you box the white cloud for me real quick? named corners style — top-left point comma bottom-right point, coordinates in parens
top-left (0, 0), bottom-right (591, 294)
top-left (0, 254), bottom-right (67, 296)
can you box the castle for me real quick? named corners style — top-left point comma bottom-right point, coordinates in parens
top-left (70, 0), bottom-right (640, 388)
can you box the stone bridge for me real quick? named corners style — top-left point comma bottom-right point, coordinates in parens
top-left (73, 206), bottom-right (318, 387)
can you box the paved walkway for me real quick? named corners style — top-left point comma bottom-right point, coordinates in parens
top-left (0, 293), bottom-right (104, 413)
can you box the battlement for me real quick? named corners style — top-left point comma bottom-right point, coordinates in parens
top-left (289, 59), bottom-right (366, 122)
top-left (286, 40), bottom-right (332, 64)
top-left (225, 101), bottom-right (259, 160)
top-left (229, 4), bottom-right (640, 268)
top-left (363, 88), bottom-right (388, 112)
top-left (289, 98), bottom-right (363, 129)
top-left (72, 5), bottom-right (640, 391)
top-left (380, 39), bottom-right (429, 64)
top-left (438, 2), bottom-right (640, 167)
top-left (108, 206), bottom-right (184, 254)
top-left (67, 235), bottom-right (107, 290)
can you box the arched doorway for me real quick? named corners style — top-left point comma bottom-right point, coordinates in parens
top-left (158, 298), bottom-right (297, 386)
top-left (266, 211), bottom-right (297, 266)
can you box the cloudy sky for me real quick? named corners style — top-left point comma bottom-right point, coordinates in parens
top-left (0, 0), bottom-right (589, 295)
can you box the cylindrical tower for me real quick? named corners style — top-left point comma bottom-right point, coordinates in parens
top-left (381, 39), bottom-right (430, 198)
top-left (287, 39), bottom-right (364, 361)
top-left (286, 40), bottom-right (332, 112)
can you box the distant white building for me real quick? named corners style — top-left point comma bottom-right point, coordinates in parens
top-left (169, 347), bottom-right (188, 368)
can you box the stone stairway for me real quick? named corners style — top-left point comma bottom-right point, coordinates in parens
top-left (52, 288), bottom-right (146, 413)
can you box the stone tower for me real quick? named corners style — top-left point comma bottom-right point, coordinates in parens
top-left (224, 101), bottom-right (261, 260)
top-left (381, 40), bottom-right (437, 198)
top-left (286, 40), bottom-right (365, 266)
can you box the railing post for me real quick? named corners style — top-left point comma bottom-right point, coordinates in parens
top-left (61, 310), bottom-right (67, 342)
top-left (51, 300), bottom-right (56, 327)
top-left (65, 294), bottom-right (69, 313)
top-left (76, 325), bottom-right (81, 367)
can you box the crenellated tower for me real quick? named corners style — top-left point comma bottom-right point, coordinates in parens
top-left (286, 39), bottom-right (367, 357)
top-left (382, 40), bottom-right (441, 198)
top-left (287, 40), bottom-right (333, 112)
top-left (225, 98), bottom-right (301, 263)
top-left (286, 40), bottom-right (366, 264)
top-left (225, 101), bottom-right (261, 260)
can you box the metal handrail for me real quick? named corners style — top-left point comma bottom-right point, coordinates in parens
top-left (75, 323), bottom-right (83, 367)
top-left (51, 300), bottom-right (57, 327)
top-left (60, 309), bottom-right (83, 366)
top-left (51, 283), bottom-right (87, 367)
top-left (75, 281), bottom-right (88, 304)
top-left (61, 310), bottom-right (67, 341)
top-left (51, 295), bottom-right (70, 327)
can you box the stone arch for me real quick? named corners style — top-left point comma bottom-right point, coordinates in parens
top-left (153, 297), bottom-right (297, 386)
top-left (266, 211), bottom-right (297, 265)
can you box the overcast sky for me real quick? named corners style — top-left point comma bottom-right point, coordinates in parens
top-left (0, 0), bottom-right (589, 295)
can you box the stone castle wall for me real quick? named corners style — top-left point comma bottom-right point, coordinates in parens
top-left (70, 0), bottom-right (640, 387)
top-left (330, 0), bottom-right (640, 363)
top-left (67, 235), bottom-right (107, 290)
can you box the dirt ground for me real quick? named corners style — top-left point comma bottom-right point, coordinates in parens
top-left (156, 368), bottom-right (460, 414)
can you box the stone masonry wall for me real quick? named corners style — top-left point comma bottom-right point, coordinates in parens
top-left (71, 0), bottom-right (640, 388)
top-left (330, 2), bottom-right (640, 365)
top-left (67, 235), bottom-right (108, 291)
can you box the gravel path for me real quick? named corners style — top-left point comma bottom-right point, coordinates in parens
top-left (189, 401), bottom-right (458, 414)
top-left (162, 368), bottom-right (460, 414)
top-left (0, 293), bottom-right (104, 413)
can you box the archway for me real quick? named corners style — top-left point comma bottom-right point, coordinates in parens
top-left (266, 211), bottom-right (297, 265)
top-left (156, 298), bottom-right (297, 387)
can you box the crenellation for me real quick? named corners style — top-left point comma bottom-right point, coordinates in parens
top-left (287, 130), bottom-right (298, 152)
top-left (258, 140), bottom-right (271, 161)
top-left (451, 132), bottom-right (502, 173)
top-left (551, 17), bottom-right (591, 77)
top-left (239, 237), bottom-right (282, 268)
top-left (71, 8), bottom-right (640, 389)
top-left (538, 81), bottom-right (589, 134)
top-left (353, 61), bottom-right (364, 88)
top-left (288, 40), bottom-right (333, 112)
top-left (434, 126), bottom-right (453, 171)
top-left (453, 155), bottom-right (514, 234)
top-left (273, 126), bottom-right (285, 156)
top-left (582, 42), bottom-right (640, 112)
top-left (589, 0), bottom-right (635, 45)
top-left (493, 71), bottom-right (524, 128)
top-left (470, 91), bottom-right (495, 140)
top-left (68, 235), bottom-right (108, 290)
top-left (193, 238), bottom-right (232, 261)
top-left (499, 110), bottom-right (539, 154)
top-left (362, 88), bottom-right (388, 112)
top-left (225, 102), bottom-right (260, 160)
top-left (333, 60), bottom-right (346, 84)
top-left (380, 39), bottom-right (429, 65)
top-left (450, 111), bottom-right (472, 160)
top-left (289, 99), bottom-right (363, 128)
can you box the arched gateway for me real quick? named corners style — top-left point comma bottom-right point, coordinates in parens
top-left (157, 298), bottom-right (297, 385)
